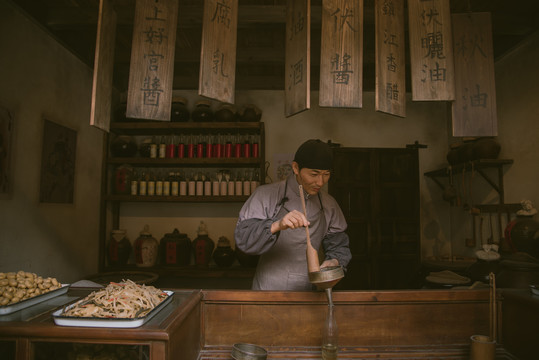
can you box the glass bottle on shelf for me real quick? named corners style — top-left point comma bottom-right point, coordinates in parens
top-left (234, 134), bottom-right (242, 158)
top-left (179, 172), bottom-right (187, 196)
top-left (166, 134), bottom-right (176, 158)
top-left (250, 169), bottom-right (260, 193)
top-left (243, 170), bottom-right (251, 196)
top-left (204, 172), bottom-right (212, 196)
top-left (158, 136), bottom-right (166, 159)
top-left (243, 135), bottom-right (251, 158)
top-left (220, 170), bottom-right (228, 196)
top-left (139, 170), bottom-right (147, 196)
top-left (147, 171), bottom-right (155, 196)
top-left (171, 171), bottom-right (179, 196)
top-left (163, 171), bottom-right (171, 196)
top-left (150, 137), bottom-right (157, 158)
top-left (155, 171), bottom-right (163, 196)
top-left (187, 134), bottom-right (195, 158)
top-left (130, 170), bottom-right (138, 195)
top-left (252, 134), bottom-right (260, 158)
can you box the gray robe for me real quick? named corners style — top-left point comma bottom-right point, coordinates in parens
top-left (235, 174), bottom-right (351, 290)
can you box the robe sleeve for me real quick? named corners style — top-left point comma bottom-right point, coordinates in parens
top-left (319, 192), bottom-right (352, 270)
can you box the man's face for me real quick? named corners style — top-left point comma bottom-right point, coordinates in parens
top-left (292, 162), bottom-right (331, 195)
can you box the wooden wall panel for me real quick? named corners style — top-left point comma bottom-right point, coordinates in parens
top-left (319, 0), bottom-right (363, 108)
top-left (284, 0), bottom-right (310, 117)
top-left (375, 0), bottom-right (405, 117)
top-left (90, 0), bottom-right (116, 132)
top-left (199, 0), bottom-right (238, 104)
top-left (126, 0), bottom-right (179, 121)
top-left (451, 13), bottom-right (498, 137)
top-left (408, 0), bottom-right (455, 101)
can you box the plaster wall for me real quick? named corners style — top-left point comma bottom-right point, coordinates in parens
top-left (0, 0), bottom-right (103, 282)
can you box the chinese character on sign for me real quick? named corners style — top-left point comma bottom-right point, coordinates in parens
top-left (330, 53), bottom-right (353, 84)
top-left (331, 7), bottom-right (357, 32)
top-left (421, 31), bottom-right (445, 59)
top-left (421, 62), bottom-right (447, 83)
top-left (384, 30), bottom-right (398, 47)
top-left (421, 8), bottom-right (442, 27)
top-left (386, 53), bottom-right (397, 72)
top-left (144, 50), bottom-right (164, 71)
top-left (461, 84), bottom-right (488, 110)
top-left (382, 0), bottom-right (395, 16)
top-left (386, 83), bottom-right (399, 100)
top-left (454, 34), bottom-right (487, 60)
top-left (212, 49), bottom-right (229, 77)
top-left (289, 59), bottom-right (304, 89)
top-left (212, 0), bottom-right (232, 28)
top-left (146, 6), bottom-right (165, 21)
top-left (143, 26), bottom-right (167, 45)
top-left (289, 11), bottom-right (305, 40)
top-left (141, 76), bottom-right (164, 106)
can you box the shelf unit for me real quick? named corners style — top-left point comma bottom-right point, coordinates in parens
top-left (98, 121), bottom-right (266, 273)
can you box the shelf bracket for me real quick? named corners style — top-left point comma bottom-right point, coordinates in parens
top-left (475, 168), bottom-right (501, 196)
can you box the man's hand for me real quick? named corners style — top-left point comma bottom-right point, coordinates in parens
top-left (271, 210), bottom-right (309, 234)
top-left (320, 259), bottom-right (339, 268)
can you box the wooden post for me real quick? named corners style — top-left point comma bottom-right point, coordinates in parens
top-left (374, 0), bottom-right (406, 117)
top-left (126, 0), bottom-right (179, 121)
top-left (408, 0), bottom-right (455, 101)
top-left (319, 0), bottom-right (363, 108)
top-left (285, 0), bottom-right (311, 117)
top-left (451, 13), bottom-right (498, 137)
top-left (90, 0), bottom-right (116, 132)
top-left (199, 0), bottom-right (238, 104)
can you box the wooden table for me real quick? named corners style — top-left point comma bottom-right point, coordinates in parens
top-left (1, 287), bottom-right (530, 359)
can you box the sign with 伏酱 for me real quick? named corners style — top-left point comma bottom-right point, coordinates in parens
top-left (319, 0), bottom-right (363, 108)
top-left (126, 0), bottom-right (179, 121)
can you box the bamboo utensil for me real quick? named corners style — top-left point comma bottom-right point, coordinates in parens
top-left (298, 185), bottom-right (321, 273)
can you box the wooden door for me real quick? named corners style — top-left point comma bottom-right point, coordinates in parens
top-left (329, 147), bottom-right (420, 290)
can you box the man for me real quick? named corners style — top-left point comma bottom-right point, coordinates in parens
top-left (234, 139), bottom-right (351, 290)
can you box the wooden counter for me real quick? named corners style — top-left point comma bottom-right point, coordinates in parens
top-left (1, 287), bottom-right (532, 359)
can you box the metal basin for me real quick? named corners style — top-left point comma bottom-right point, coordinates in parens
top-left (231, 343), bottom-right (267, 360)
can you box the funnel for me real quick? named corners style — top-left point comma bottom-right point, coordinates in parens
top-left (308, 265), bottom-right (344, 290)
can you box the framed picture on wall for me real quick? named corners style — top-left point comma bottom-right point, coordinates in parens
top-left (0, 105), bottom-right (13, 196)
top-left (39, 119), bottom-right (77, 203)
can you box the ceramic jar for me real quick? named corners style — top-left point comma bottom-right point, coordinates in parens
top-left (504, 215), bottom-right (539, 258)
top-left (113, 164), bottom-right (133, 194)
top-left (191, 100), bottom-right (214, 122)
top-left (110, 135), bottom-right (137, 157)
top-left (171, 96), bottom-right (190, 122)
top-left (108, 229), bottom-right (132, 266)
top-left (213, 236), bottom-right (235, 267)
top-left (239, 104), bottom-right (261, 122)
top-left (471, 137), bottom-right (501, 160)
top-left (192, 221), bottom-right (215, 267)
top-left (214, 104), bottom-right (237, 122)
top-left (159, 228), bottom-right (191, 266)
top-left (134, 225), bottom-right (159, 267)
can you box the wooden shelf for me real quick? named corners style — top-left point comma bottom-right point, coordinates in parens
top-left (108, 157), bottom-right (261, 167)
top-left (424, 159), bottom-right (513, 178)
top-left (106, 194), bottom-right (250, 202)
top-left (110, 121), bottom-right (263, 135)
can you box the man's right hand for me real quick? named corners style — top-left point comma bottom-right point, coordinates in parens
top-left (271, 210), bottom-right (310, 234)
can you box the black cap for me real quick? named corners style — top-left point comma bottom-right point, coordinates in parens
top-left (293, 139), bottom-right (333, 170)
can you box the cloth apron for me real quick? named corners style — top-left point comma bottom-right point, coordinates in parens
top-left (252, 189), bottom-right (326, 291)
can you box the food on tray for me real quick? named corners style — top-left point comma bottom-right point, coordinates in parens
top-left (0, 271), bottom-right (61, 306)
top-left (61, 280), bottom-right (168, 319)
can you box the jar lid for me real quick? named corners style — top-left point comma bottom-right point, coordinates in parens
top-left (172, 96), bottom-right (187, 104)
top-left (217, 236), bottom-right (231, 247)
top-left (112, 229), bottom-right (126, 234)
top-left (140, 224), bottom-right (151, 236)
top-left (195, 100), bottom-right (212, 107)
top-left (217, 104), bottom-right (236, 112)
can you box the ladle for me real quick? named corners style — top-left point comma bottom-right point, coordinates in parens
top-left (298, 185), bottom-right (344, 290)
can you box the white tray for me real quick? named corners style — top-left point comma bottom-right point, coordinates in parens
top-left (52, 290), bottom-right (174, 328)
top-left (0, 284), bottom-right (70, 315)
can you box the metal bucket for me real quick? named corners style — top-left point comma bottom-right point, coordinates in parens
top-left (308, 266), bottom-right (344, 289)
top-left (470, 335), bottom-right (495, 360)
top-left (231, 343), bottom-right (267, 360)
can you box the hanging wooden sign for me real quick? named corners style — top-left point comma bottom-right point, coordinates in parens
top-left (126, 0), bottom-right (179, 121)
top-left (375, 0), bottom-right (405, 117)
top-left (199, 0), bottom-right (238, 104)
top-left (90, 0), bottom-right (116, 132)
top-left (285, 0), bottom-right (311, 117)
top-left (319, 0), bottom-right (363, 108)
top-left (407, 0), bottom-right (454, 101)
top-left (451, 13), bottom-right (497, 137)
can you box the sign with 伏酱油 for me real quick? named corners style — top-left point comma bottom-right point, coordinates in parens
top-left (451, 12), bottom-right (497, 137)
top-left (375, 0), bottom-right (406, 117)
top-left (408, 0), bottom-right (455, 101)
top-left (199, 0), bottom-right (238, 104)
top-left (319, 0), bottom-right (363, 108)
top-left (285, 0), bottom-right (311, 117)
top-left (126, 0), bottom-right (179, 121)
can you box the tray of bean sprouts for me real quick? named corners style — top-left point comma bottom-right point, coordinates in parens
top-left (52, 280), bottom-right (173, 328)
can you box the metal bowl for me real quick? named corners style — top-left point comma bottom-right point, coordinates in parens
top-left (308, 265), bottom-right (344, 289)
top-left (231, 343), bottom-right (268, 360)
